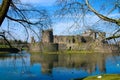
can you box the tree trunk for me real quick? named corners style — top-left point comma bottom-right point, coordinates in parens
top-left (0, 0), bottom-right (12, 26)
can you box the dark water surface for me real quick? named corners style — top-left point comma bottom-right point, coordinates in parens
top-left (0, 51), bottom-right (120, 80)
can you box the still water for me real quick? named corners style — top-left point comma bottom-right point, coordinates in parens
top-left (0, 51), bottom-right (120, 80)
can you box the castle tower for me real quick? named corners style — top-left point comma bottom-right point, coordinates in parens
top-left (42, 29), bottom-right (53, 43)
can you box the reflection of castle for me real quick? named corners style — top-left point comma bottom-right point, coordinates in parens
top-left (30, 29), bottom-right (119, 52)
top-left (30, 53), bottom-right (107, 74)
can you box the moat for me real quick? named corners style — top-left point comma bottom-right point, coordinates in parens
top-left (0, 51), bottom-right (120, 80)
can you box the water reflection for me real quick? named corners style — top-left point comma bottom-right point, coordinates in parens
top-left (0, 52), bottom-right (30, 80)
top-left (0, 52), bottom-right (120, 80)
top-left (30, 53), bottom-right (120, 79)
top-left (31, 53), bottom-right (106, 74)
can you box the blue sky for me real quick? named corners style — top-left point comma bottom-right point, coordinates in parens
top-left (0, 0), bottom-right (56, 41)
top-left (20, 0), bottom-right (56, 6)
top-left (1, 0), bottom-right (120, 41)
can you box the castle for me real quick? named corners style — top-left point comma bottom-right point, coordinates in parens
top-left (29, 29), bottom-right (119, 53)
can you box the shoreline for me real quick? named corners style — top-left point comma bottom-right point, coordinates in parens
top-left (29, 50), bottom-right (120, 54)
top-left (76, 74), bottom-right (120, 80)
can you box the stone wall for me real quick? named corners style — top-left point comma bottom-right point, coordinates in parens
top-left (54, 35), bottom-right (94, 51)
top-left (58, 44), bottom-right (67, 51)
top-left (29, 43), bottom-right (58, 52)
top-left (91, 41), bottom-right (120, 53)
top-left (29, 29), bottom-right (119, 53)
top-left (29, 43), bottom-right (41, 52)
top-left (41, 43), bottom-right (58, 52)
top-left (54, 35), bottom-right (93, 44)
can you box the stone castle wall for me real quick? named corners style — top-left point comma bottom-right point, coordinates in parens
top-left (30, 29), bottom-right (119, 53)
top-left (29, 43), bottom-right (41, 52)
top-left (41, 43), bottom-right (58, 52)
top-left (54, 35), bottom-right (94, 51)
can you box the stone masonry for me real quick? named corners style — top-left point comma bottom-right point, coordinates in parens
top-left (30, 29), bottom-right (119, 53)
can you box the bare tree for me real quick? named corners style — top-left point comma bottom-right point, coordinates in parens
top-left (85, 0), bottom-right (120, 26)
top-left (85, 0), bottom-right (120, 39)
top-left (55, 0), bottom-right (89, 33)
top-left (55, 0), bottom-right (120, 40)
top-left (0, 0), bottom-right (52, 47)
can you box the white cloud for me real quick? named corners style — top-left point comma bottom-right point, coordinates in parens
top-left (20, 0), bottom-right (56, 6)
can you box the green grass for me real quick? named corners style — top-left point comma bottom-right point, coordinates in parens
top-left (30, 51), bottom-right (59, 54)
top-left (82, 74), bottom-right (120, 80)
top-left (0, 45), bottom-right (9, 48)
top-left (63, 50), bottom-right (94, 54)
top-left (30, 50), bottom-right (94, 54)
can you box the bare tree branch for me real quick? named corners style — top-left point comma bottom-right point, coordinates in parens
top-left (85, 0), bottom-right (120, 26)
top-left (0, 0), bottom-right (52, 46)
top-left (0, 34), bottom-right (12, 48)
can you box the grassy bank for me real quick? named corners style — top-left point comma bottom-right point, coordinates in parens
top-left (79, 74), bottom-right (120, 80)
top-left (30, 50), bottom-right (95, 54)
top-left (62, 50), bottom-right (94, 54)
